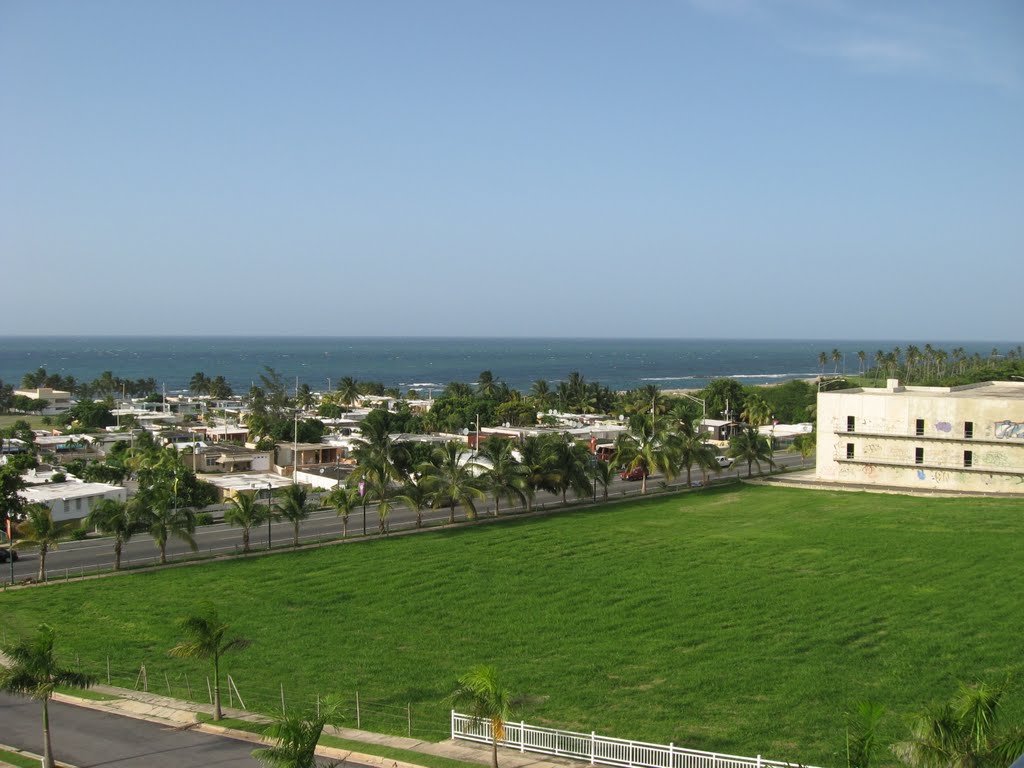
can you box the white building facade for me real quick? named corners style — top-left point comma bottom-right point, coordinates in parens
top-left (816, 380), bottom-right (1024, 494)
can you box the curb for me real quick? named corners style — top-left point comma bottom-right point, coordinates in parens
top-left (0, 742), bottom-right (77, 768)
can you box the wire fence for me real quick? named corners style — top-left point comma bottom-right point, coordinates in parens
top-left (69, 654), bottom-right (452, 741)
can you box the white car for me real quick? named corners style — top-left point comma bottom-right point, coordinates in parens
top-left (715, 456), bottom-right (735, 469)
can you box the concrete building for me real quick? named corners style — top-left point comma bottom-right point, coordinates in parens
top-left (13, 387), bottom-right (75, 416)
top-left (20, 481), bottom-right (127, 524)
top-left (816, 379), bottom-right (1024, 494)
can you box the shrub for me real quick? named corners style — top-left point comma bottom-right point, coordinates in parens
top-left (195, 512), bottom-right (215, 526)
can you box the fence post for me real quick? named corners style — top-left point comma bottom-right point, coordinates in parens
top-left (317, 694), bottom-right (321, 717)
top-left (591, 731), bottom-right (596, 765)
top-left (185, 672), bottom-right (192, 699)
top-left (520, 721), bottom-right (525, 752)
top-left (450, 708), bottom-right (455, 739)
top-left (106, 656), bottom-right (111, 685)
top-left (228, 676), bottom-right (234, 708)
top-left (207, 676), bottom-right (213, 704)
top-left (164, 671), bottom-right (172, 696)
top-left (356, 691), bottom-right (361, 729)
top-left (407, 703), bottom-right (412, 737)
top-left (757, 756), bottom-right (762, 768)
top-left (280, 682), bottom-right (286, 716)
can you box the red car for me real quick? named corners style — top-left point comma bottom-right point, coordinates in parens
top-left (620, 466), bottom-right (649, 481)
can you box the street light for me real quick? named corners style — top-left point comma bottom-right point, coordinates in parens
top-left (266, 482), bottom-right (273, 550)
top-left (675, 392), bottom-right (707, 427)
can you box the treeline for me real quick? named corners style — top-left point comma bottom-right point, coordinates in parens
top-left (818, 343), bottom-right (1024, 386)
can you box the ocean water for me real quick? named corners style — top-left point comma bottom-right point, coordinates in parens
top-left (0, 337), bottom-right (1009, 394)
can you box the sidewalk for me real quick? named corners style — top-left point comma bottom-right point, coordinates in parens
top-left (49, 685), bottom-right (589, 768)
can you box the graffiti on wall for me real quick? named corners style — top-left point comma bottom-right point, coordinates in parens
top-left (994, 420), bottom-right (1024, 439)
top-left (935, 422), bottom-right (952, 433)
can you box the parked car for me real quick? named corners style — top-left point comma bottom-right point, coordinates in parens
top-left (0, 548), bottom-right (19, 563)
top-left (620, 466), bottom-right (649, 481)
top-left (715, 456), bottom-right (736, 469)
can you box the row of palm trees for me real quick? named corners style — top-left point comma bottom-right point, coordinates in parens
top-left (819, 344), bottom-right (1024, 384)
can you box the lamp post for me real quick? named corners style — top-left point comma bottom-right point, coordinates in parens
top-left (675, 392), bottom-right (707, 429)
top-left (266, 482), bottom-right (273, 550)
top-left (358, 479), bottom-right (366, 536)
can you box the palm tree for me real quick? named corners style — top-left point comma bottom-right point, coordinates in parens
top-left (544, 437), bottom-right (594, 503)
top-left (847, 701), bottom-right (885, 768)
top-left (189, 372), bottom-right (212, 395)
top-left (275, 484), bottom-right (314, 547)
top-left (892, 680), bottom-right (1024, 768)
top-left (16, 504), bottom-right (74, 581)
top-left (591, 459), bottom-right (617, 502)
top-left (740, 394), bottom-right (772, 428)
top-left (818, 351), bottom-right (828, 374)
top-left (324, 482), bottom-right (359, 536)
top-left (857, 351), bottom-right (867, 377)
top-left (832, 348), bottom-right (842, 374)
top-left (530, 379), bottom-right (552, 412)
top-left (728, 427), bottom-right (772, 478)
top-left (518, 436), bottom-right (553, 513)
top-left (477, 370), bottom-right (498, 398)
top-left (479, 437), bottom-right (527, 516)
top-left (420, 442), bottom-right (485, 523)
top-left (446, 666), bottom-right (520, 768)
top-left (145, 499), bottom-right (198, 564)
top-left (336, 376), bottom-right (360, 407)
top-left (168, 603), bottom-right (251, 721)
top-left (296, 383), bottom-right (315, 410)
top-left (674, 423), bottom-right (715, 488)
top-left (393, 479), bottom-right (430, 529)
top-left (0, 623), bottom-right (95, 768)
top-left (252, 699), bottom-right (343, 768)
top-left (84, 498), bottom-right (140, 570)
top-left (224, 492), bottom-right (267, 554)
top-left (613, 414), bottom-right (677, 495)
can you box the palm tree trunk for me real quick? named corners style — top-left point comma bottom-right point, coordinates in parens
top-left (641, 475), bottom-right (647, 495)
top-left (38, 545), bottom-right (47, 582)
top-left (491, 735), bottom-right (499, 768)
top-left (242, 528), bottom-right (250, 554)
top-left (42, 697), bottom-right (55, 768)
top-left (686, 466), bottom-right (692, 487)
top-left (494, 496), bottom-right (500, 517)
top-left (293, 521), bottom-right (299, 547)
top-left (747, 460), bottom-right (753, 478)
top-left (449, 504), bottom-right (455, 524)
top-left (213, 656), bottom-right (222, 720)
top-left (160, 540), bottom-right (167, 564)
top-left (114, 539), bottom-right (122, 570)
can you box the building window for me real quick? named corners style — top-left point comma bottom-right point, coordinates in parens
top-left (915, 447), bottom-right (924, 465)
top-left (964, 421), bottom-right (974, 439)
top-left (846, 443), bottom-right (855, 459)
top-left (847, 416), bottom-right (855, 433)
top-left (964, 450), bottom-right (973, 468)
top-left (915, 418), bottom-right (925, 436)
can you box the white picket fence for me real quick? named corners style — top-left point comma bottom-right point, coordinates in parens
top-left (451, 712), bottom-right (821, 768)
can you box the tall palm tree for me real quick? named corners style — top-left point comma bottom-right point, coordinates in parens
top-left (591, 459), bottom-right (617, 502)
top-left (16, 504), bottom-right (74, 581)
top-left (740, 394), bottom-right (772, 428)
top-left (530, 379), bottom-right (552, 412)
top-left (847, 701), bottom-right (886, 768)
top-left (857, 351), bottom-right (867, 377)
top-left (518, 436), bottom-right (553, 513)
top-left (892, 681), bottom-right (1024, 768)
top-left (275, 484), bottom-right (313, 547)
top-left (831, 348), bottom-right (842, 374)
top-left (728, 427), bottom-right (772, 478)
top-left (479, 437), bottom-right (527, 516)
top-left (324, 482), bottom-right (359, 537)
top-left (189, 372), bottom-right (212, 395)
top-left (674, 423), bottom-right (714, 488)
top-left (477, 370), bottom-right (498, 399)
top-left (144, 496), bottom-right (198, 564)
top-left (420, 442), bottom-right (485, 523)
top-left (224, 492), bottom-right (267, 554)
top-left (0, 624), bottom-right (95, 768)
top-left (168, 603), bottom-right (251, 721)
top-left (446, 666), bottom-right (520, 768)
top-left (613, 414), bottom-right (677, 495)
top-left (84, 498), bottom-right (140, 570)
top-left (252, 699), bottom-right (343, 768)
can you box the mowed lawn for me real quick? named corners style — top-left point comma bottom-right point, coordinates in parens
top-left (2, 485), bottom-right (1021, 765)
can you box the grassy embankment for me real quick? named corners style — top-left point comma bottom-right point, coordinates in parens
top-left (0, 485), bottom-right (1020, 766)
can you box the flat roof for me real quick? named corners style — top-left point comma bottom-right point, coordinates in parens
top-left (199, 473), bottom-right (293, 492)
top-left (824, 381), bottom-right (1024, 400)
top-left (21, 482), bottom-right (124, 502)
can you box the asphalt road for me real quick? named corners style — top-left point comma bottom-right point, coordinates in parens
top-left (0, 692), bottom-right (262, 767)
top-left (2, 453), bottom-right (811, 584)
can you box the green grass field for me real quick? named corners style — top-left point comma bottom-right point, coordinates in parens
top-left (1, 486), bottom-right (1021, 766)
top-left (0, 414), bottom-right (51, 430)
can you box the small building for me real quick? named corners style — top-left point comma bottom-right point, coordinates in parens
top-left (20, 481), bottom-right (127, 524)
top-left (193, 425), bottom-right (249, 444)
top-left (274, 443), bottom-right (342, 476)
top-left (816, 379), bottom-right (1024, 494)
top-left (190, 444), bottom-right (272, 474)
top-left (199, 472), bottom-right (293, 502)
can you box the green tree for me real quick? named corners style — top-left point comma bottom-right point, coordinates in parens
top-left (275, 484), bottom-right (314, 547)
top-left (224, 492), bottom-right (268, 554)
top-left (0, 624), bottom-right (96, 768)
top-left (728, 427), bottom-right (772, 478)
top-left (84, 498), bottom-right (140, 570)
top-left (393, 479), bottom-right (430, 530)
top-left (479, 437), bottom-right (527, 516)
top-left (16, 504), bottom-right (75, 581)
top-left (141, 489), bottom-right (198, 564)
top-left (701, 378), bottom-right (746, 423)
top-left (324, 482), bottom-right (359, 537)
top-left (674, 423), bottom-right (715, 488)
top-left (892, 681), bottom-right (1024, 768)
top-left (252, 699), bottom-right (343, 768)
top-left (614, 415), bottom-right (677, 495)
top-left (336, 376), bottom-right (360, 407)
top-left (446, 666), bottom-right (520, 768)
top-left (189, 372), bottom-right (212, 395)
top-left (420, 442), bottom-right (485, 524)
top-left (740, 394), bottom-right (773, 428)
top-left (168, 603), bottom-right (251, 721)
top-left (544, 437), bottom-right (594, 503)
top-left (591, 459), bottom-right (618, 502)
top-left (847, 701), bottom-right (885, 768)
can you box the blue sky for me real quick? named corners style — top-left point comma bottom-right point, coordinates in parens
top-left (1, 1), bottom-right (1021, 339)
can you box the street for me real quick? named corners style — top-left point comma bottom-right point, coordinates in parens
top-left (0, 692), bottom-right (261, 767)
